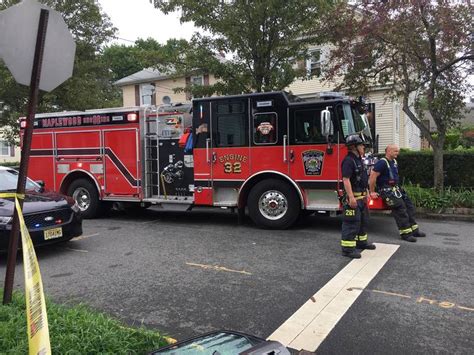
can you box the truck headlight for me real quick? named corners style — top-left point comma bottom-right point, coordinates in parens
top-left (0, 216), bottom-right (12, 225)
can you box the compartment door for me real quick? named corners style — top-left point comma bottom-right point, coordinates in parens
top-left (103, 129), bottom-right (140, 196)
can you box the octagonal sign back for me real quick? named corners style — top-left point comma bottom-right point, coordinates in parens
top-left (0, 0), bottom-right (76, 92)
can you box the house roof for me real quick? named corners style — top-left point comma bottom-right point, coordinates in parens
top-left (114, 54), bottom-right (227, 87)
top-left (114, 68), bottom-right (174, 87)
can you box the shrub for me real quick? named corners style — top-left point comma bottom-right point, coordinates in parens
top-left (403, 184), bottom-right (474, 210)
top-left (392, 150), bottom-right (474, 188)
top-left (0, 161), bottom-right (20, 168)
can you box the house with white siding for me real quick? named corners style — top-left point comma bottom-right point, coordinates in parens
top-left (115, 49), bottom-right (422, 152)
top-left (0, 129), bottom-right (20, 164)
top-left (115, 68), bottom-right (219, 107)
top-left (287, 46), bottom-right (421, 151)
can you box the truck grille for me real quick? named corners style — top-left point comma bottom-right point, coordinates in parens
top-left (23, 209), bottom-right (72, 230)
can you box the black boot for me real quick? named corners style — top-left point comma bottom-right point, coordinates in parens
top-left (357, 243), bottom-right (376, 250)
top-left (401, 233), bottom-right (417, 242)
top-left (413, 229), bottom-right (426, 238)
top-left (342, 248), bottom-right (361, 258)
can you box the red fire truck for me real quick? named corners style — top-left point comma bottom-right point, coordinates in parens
top-left (21, 91), bottom-right (381, 229)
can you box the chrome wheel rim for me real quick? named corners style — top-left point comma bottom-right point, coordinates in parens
top-left (73, 187), bottom-right (90, 212)
top-left (258, 190), bottom-right (288, 220)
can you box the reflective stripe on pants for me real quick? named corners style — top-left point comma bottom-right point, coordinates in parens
top-left (341, 199), bottom-right (369, 250)
top-left (381, 189), bottom-right (417, 235)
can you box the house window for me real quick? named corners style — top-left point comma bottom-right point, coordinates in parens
top-left (191, 75), bottom-right (204, 86)
top-left (307, 49), bottom-right (322, 77)
top-left (140, 83), bottom-right (155, 105)
top-left (0, 140), bottom-right (12, 156)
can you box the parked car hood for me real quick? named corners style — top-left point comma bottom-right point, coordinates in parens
top-left (0, 191), bottom-right (73, 216)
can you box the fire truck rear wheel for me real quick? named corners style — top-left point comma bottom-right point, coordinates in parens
top-left (67, 179), bottom-right (100, 219)
top-left (248, 179), bottom-right (300, 229)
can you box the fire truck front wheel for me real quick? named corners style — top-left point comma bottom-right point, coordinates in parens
top-left (248, 179), bottom-right (300, 229)
top-left (67, 179), bottom-right (100, 219)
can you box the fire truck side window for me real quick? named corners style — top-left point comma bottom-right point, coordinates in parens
top-left (214, 100), bottom-right (248, 147)
top-left (253, 113), bottom-right (277, 145)
top-left (294, 108), bottom-right (327, 144)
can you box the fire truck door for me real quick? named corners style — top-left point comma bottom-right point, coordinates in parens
top-left (288, 105), bottom-right (340, 210)
top-left (249, 96), bottom-right (289, 176)
top-left (103, 129), bottom-right (140, 196)
top-left (210, 98), bottom-right (250, 194)
top-left (192, 100), bottom-right (212, 204)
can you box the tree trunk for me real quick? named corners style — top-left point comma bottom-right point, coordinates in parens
top-left (432, 142), bottom-right (444, 191)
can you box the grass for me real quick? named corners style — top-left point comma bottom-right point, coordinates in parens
top-left (0, 290), bottom-right (168, 354)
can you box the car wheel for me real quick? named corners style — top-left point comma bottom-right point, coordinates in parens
top-left (247, 179), bottom-right (300, 229)
top-left (67, 179), bottom-right (100, 219)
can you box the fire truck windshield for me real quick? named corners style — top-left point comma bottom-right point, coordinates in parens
top-left (340, 104), bottom-right (372, 139)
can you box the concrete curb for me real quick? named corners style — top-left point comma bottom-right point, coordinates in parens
top-left (370, 211), bottom-right (474, 223)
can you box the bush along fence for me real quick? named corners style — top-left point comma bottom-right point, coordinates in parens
top-left (403, 184), bottom-right (474, 212)
top-left (385, 150), bottom-right (474, 188)
top-left (0, 161), bottom-right (20, 168)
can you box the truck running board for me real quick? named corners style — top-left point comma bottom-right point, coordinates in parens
top-left (144, 198), bottom-right (193, 212)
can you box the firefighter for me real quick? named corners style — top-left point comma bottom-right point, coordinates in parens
top-left (340, 134), bottom-right (376, 259)
top-left (369, 145), bottom-right (426, 242)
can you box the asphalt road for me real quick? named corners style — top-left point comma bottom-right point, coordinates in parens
top-left (0, 208), bottom-right (472, 354)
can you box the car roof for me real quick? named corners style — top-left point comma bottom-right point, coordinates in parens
top-left (0, 166), bottom-right (14, 171)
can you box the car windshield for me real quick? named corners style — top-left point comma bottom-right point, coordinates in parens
top-left (339, 104), bottom-right (372, 139)
top-left (0, 169), bottom-right (40, 192)
top-left (152, 332), bottom-right (259, 354)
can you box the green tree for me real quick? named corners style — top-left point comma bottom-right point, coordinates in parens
top-left (0, 0), bottom-right (118, 140)
top-left (323, 1), bottom-right (473, 190)
top-left (102, 38), bottom-right (163, 82)
top-left (150, 0), bottom-right (332, 95)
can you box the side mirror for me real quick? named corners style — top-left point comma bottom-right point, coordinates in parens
top-left (320, 108), bottom-right (333, 138)
top-left (35, 180), bottom-right (45, 192)
top-left (362, 114), bottom-right (371, 137)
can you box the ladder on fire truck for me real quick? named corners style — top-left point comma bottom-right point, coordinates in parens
top-left (142, 106), bottom-right (161, 199)
top-left (141, 106), bottom-right (193, 211)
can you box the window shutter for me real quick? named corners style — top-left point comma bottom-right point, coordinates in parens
top-left (204, 74), bottom-right (210, 86)
top-left (185, 76), bottom-right (191, 101)
top-left (135, 85), bottom-right (140, 106)
top-left (10, 144), bottom-right (15, 157)
top-left (297, 59), bottom-right (305, 70)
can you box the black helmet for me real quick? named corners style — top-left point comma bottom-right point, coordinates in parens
top-left (345, 134), bottom-right (364, 146)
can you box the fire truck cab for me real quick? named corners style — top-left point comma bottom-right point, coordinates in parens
top-left (23, 91), bottom-right (375, 229)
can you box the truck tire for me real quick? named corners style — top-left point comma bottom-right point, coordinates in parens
top-left (247, 179), bottom-right (300, 229)
top-left (67, 179), bottom-right (100, 219)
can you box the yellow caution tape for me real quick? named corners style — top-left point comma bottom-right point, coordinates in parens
top-left (165, 337), bottom-right (177, 344)
top-left (11, 196), bottom-right (51, 355)
top-left (0, 192), bottom-right (25, 199)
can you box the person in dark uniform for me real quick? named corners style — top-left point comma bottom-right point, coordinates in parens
top-left (340, 134), bottom-right (376, 259)
top-left (369, 144), bottom-right (426, 242)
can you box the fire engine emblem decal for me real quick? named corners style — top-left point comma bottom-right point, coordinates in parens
top-left (302, 150), bottom-right (324, 176)
top-left (256, 122), bottom-right (274, 135)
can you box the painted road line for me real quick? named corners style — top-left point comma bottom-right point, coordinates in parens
top-left (64, 247), bottom-right (88, 253)
top-left (267, 242), bottom-right (399, 352)
top-left (186, 262), bottom-right (252, 275)
top-left (71, 233), bottom-right (99, 241)
top-left (371, 289), bottom-right (412, 299)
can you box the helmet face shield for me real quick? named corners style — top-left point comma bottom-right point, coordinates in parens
top-left (345, 134), bottom-right (364, 147)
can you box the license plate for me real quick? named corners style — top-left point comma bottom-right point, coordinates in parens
top-left (44, 227), bottom-right (63, 240)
